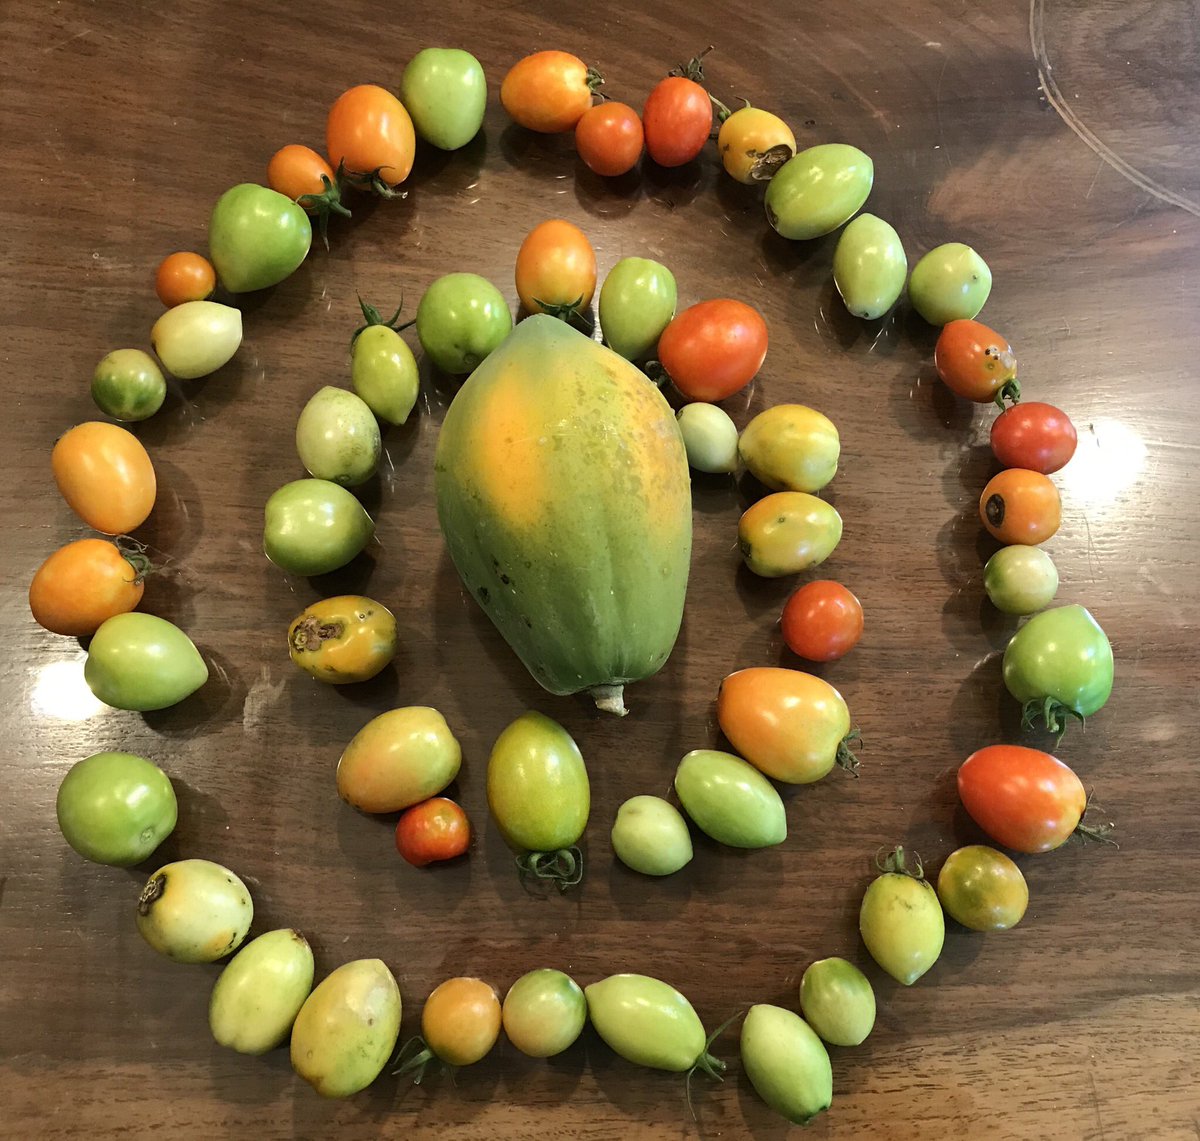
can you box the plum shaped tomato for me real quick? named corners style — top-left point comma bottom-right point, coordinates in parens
top-left (501, 51), bottom-right (602, 133)
top-left (287, 595), bottom-right (396, 684)
top-left (514, 219), bottom-right (596, 320)
top-left (934, 319), bottom-right (1019, 408)
top-left (326, 84), bottom-right (415, 193)
top-left (991, 401), bottom-right (1078, 474)
top-left (658, 298), bottom-right (768, 402)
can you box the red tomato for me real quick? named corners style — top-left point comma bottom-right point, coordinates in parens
top-left (515, 219), bottom-right (597, 318)
top-left (396, 797), bottom-right (471, 867)
top-left (658, 299), bottom-right (768, 401)
top-left (501, 51), bottom-right (601, 133)
top-left (979, 468), bottom-right (1061, 545)
top-left (326, 84), bottom-right (415, 190)
top-left (934, 319), bottom-right (1019, 407)
top-left (642, 76), bottom-right (712, 167)
top-left (781, 581), bottom-right (863, 661)
top-left (154, 252), bottom-right (215, 308)
top-left (991, 402), bottom-right (1078, 474)
top-left (29, 538), bottom-right (146, 636)
top-left (575, 102), bottom-right (643, 176)
top-left (957, 745), bottom-right (1089, 853)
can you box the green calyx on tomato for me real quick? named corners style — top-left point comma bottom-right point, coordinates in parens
top-left (296, 161), bottom-right (352, 250)
top-left (209, 183), bottom-right (313, 293)
top-left (858, 846), bottom-right (945, 986)
top-left (351, 297), bottom-right (420, 427)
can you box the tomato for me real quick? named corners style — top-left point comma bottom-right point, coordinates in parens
top-left (502, 968), bottom-right (587, 1058)
top-left (337, 706), bottom-right (462, 814)
top-left (30, 538), bottom-right (146, 636)
top-left (400, 48), bottom-right (487, 150)
top-left (262, 478), bottom-right (374, 577)
top-left (154, 251), bottom-right (215, 308)
top-left (741, 1005), bottom-right (832, 1126)
top-left (858, 847), bottom-right (945, 985)
top-left (1002, 605), bottom-right (1114, 736)
top-left (934, 319), bottom-right (1019, 407)
top-left (598, 256), bottom-right (677, 361)
top-left (610, 795), bottom-right (693, 876)
top-left (51, 422), bottom-right (156, 535)
top-left (416, 272), bottom-right (513, 374)
top-left (658, 298), bottom-right (768, 402)
top-left (398, 977), bottom-right (500, 1077)
top-left (765, 144), bottom-right (874, 240)
top-left (832, 213), bottom-right (907, 319)
top-left (287, 595), bottom-right (396, 684)
top-left (351, 300), bottom-right (420, 424)
top-left (781, 580), bottom-right (863, 661)
top-left (717, 666), bottom-right (857, 783)
top-left (738, 491), bottom-right (843, 577)
top-left (674, 749), bottom-right (786, 849)
top-left (514, 219), bottom-right (597, 320)
top-left (151, 299), bottom-right (242, 379)
top-left (92, 348), bottom-right (166, 422)
top-left (266, 145), bottom-right (350, 244)
top-left (718, 106), bottom-right (795, 183)
top-left (294, 386), bottom-right (381, 487)
top-left (676, 403), bottom-right (738, 474)
top-left (500, 51), bottom-right (601, 133)
top-left (85, 612), bottom-right (208, 711)
top-left (738, 404), bottom-right (840, 493)
top-left (980, 468), bottom-right (1061, 545)
top-left (136, 859), bottom-right (253, 963)
top-left (643, 75), bottom-right (712, 167)
top-left (56, 751), bottom-right (177, 866)
top-left (991, 401), bottom-right (1078, 474)
top-left (395, 798), bottom-right (471, 867)
top-left (983, 545), bottom-right (1059, 615)
top-left (575, 101), bottom-right (643, 176)
top-left (798, 958), bottom-right (876, 1047)
top-left (958, 745), bottom-right (1095, 853)
top-left (936, 845), bottom-right (1029, 930)
top-left (326, 84), bottom-right (416, 192)
top-left (209, 183), bottom-right (312, 293)
top-left (908, 243), bottom-right (992, 325)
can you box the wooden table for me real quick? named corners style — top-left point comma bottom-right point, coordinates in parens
top-left (4, 1), bottom-right (1198, 1137)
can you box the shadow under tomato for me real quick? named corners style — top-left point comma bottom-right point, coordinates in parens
top-left (303, 546), bottom-right (382, 600)
top-left (573, 161), bottom-right (644, 217)
top-left (139, 647), bottom-right (243, 738)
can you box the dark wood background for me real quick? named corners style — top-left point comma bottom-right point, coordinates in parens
top-left (3, 1), bottom-right (1198, 1137)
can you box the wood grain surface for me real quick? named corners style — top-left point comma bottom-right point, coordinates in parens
top-left (3, 1), bottom-right (1198, 1138)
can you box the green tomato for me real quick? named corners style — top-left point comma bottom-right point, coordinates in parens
top-left (738, 404), bottom-right (840, 493)
top-left (598, 257), bottom-right (677, 361)
top-left (859, 847), bottom-right (945, 985)
top-left (151, 300), bottom-right (242, 379)
top-left (798, 957), bottom-right (876, 1047)
top-left (908, 242), bottom-right (992, 325)
top-left (738, 491), bottom-right (843, 577)
top-left (936, 845), bottom-right (1029, 932)
top-left (210, 929), bottom-right (315, 1054)
top-left (401, 48), bottom-right (487, 150)
top-left (351, 324), bottom-right (419, 426)
top-left (91, 349), bottom-right (166, 421)
top-left (416, 273), bottom-right (512, 374)
top-left (56, 751), bottom-right (177, 866)
top-left (676, 404), bottom-right (738, 474)
top-left (136, 858), bottom-right (254, 963)
top-left (209, 183), bottom-right (312, 293)
top-left (765, 143), bottom-right (874, 240)
top-left (84, 613), bottom-right (208, 711)
top-left (263, 478), bottom-right (375, 577)
top-left (502, 968), bottom-right (588, 1058)
top-left (740, 1004), bottom-right (832, 1125)
top-left (295, 386), bottom-right (381, 487)
top-left (674, 749), bottom-right (786, 849)
top-left (1002, 604), bottom-right (1114, 735)
top-left (611, 795), bottom-right (693, 875)
top-left (984, 545), bottom-right (1059, 615)
top-left (832, 213), bottom-right (907, 319)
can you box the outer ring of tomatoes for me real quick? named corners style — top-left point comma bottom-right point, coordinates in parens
top-left (29, 538), bottom-right (147, 636)
top-left (991, 401), bottom-right (1078, 474)
top-left (501, 51), bottom-right (601, 134)
top-left (326, 84), bottom-right (416, 189)
top-left (575, 102), bottom-right (644, 177)
top-left (781, 580), bottom-right (863, 661)
top-left (514, 218), bottom-right (597, 318)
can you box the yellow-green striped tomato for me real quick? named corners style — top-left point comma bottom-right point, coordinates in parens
top-left (209, 929), bottom-right (315, 1054)
top-left (676, 404), bottom-right (738, 474)
top-left (909, 242), bottom-right (992, 325)
top-left (765, 143), bottom-right (873, 240)
top-left (833, 213), bottom-right (907, 319)
top-left (738, 404), bottom-right (840, 493)
top-left (799, 957), bottom-right (876, 1046)
top-left (502, 968), bottom-right (588, 1057)
top-left (91, 349), bottom-right (167, 421)
top-left (741, 1004), bottom-right (832, 1125)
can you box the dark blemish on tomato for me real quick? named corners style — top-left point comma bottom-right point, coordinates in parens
top-left (986, 494), bottom-right (1006, 526)
top-left (477, 586), bottom-right (490, 605)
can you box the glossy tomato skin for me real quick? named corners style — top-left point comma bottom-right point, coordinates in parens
top-left (658, 299), bottom-right (768, 401)
top-left (29, 538), bottom-right (145, 636)
top-left (738, 492), bottom-right (843, 577)
top-left (957, 744), bottom-right (1087, 853)
top-left (859, 853), bottom-right (945, 985)
top-left (288, 595), bottom-right (396, 684)
top-left (326, 84), bottom-right (416, 187)
top-left (936, 845), bottom-right (1029, 930)
top-left (401, 48), bottom-right (487, 150)
top-left (502, 968), bottom-right (587, 1058)
top-left (416, 272), bottom-right (513, 374)
top-left (983, 545), bottom-right (1059, 615)
top-left (934, 319), bottom-right (1018, 405)
top-left (422, 977), bottom-right (502, 1066)
top-left (209, 184), bottom-right (312, 293)
top-left (395, 798), bottom-right (470, 867)
top-left (781, 581), bottom-right (863, 661)
top-left (514, 219), bottom-right (596, 318)
top-left (575, 102), bottom-right (643, 176)
top-left (642, 76), bottom-right (712, 167)
top-left (262, 478), bottom-right (375, 577)
top-left (991, 401), bottom-right (1078, 474)
top-left (501, 51), bottom-right (597, 133)
top-left (85, 613), bottom-right (208, 711)
top-left (267, 145), bottom-right (336, 203)
top-left (91, 349), bottom-right (166, 422)
top-left (718, 107), bottom-right (795, 183)
top-left (799, 958), bottom-right (876, 1047)
top-left (598, 257), bottom-right (677, 361)
top-left (980, 468), bottom-right (1061, 545)
top-left (154, 252), bottom-right (215, 308)
top-left (52, 422), bottom-right (156, 535)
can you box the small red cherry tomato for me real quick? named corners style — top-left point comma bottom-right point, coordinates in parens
top-left (991, 401), bottom-right (1078, 474)
top-left (396, 797), bottom-right (471, 867)
top-left (979, 468), bottom-right (1061, 545)
top-left (781, 581), bottom-right (863, 661)
top-left (642, 76), bottom-right (713, 167)
top-left (657, 299), bottom-right (768, 401)
top-left (575, 102), bottom-right (644, 177)
top-left (934, 319), bottom-right (1019, 407)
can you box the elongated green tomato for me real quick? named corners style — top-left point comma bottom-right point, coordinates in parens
top-left (416, 272), bottom-right (513, 374)
top-left (92, 349), bottom-right (166, 421)
top-left (741, 1004), bottom-right (832, 1125)
top-left (598, 256), bottom-right (677, 360)
top-left (291, 959), bottom-right (402, 1098)
top-left (765, 143), bottom-right (873, 240)
top-left (908, 242), bottom-right (992, 325)
top-left (674, 750), bottom-right (786, 849)
top-left (263, 478), bottom-right (375, 576)
top-left (859, 847), bottom-right (945, 985)
top-left (209, 183), bottom-right (312, 292)
top-left (799, 958), bottom-right (876, 1047)
top-left (738, 404), bottom-right (840, 492)
top-left (84, 613), bottom-right (207, 711)
top-left (401, 48), bottom-right (487, 150)
top-left (502, 968), bottom-right (588, 1057)
top-left (676, 404), bottom-right (738, 474)
top-left (738, 491), bottom-right (843, 576)
top-left (487, 711), bottom-right (590, 887)
top-left (136, 859), bottom-right (253, 963)
top-left (151, 300), bottom-right (242, 379)
top-left (351, 305), bottom-right (419, 426)
top-left (937, 845), bottom-right (1029, 931)
top-left (984, 545), bottom-right (1059, 615)
top-left (833, 213), bottom-right (907, 319)
top-left (210, 929), bottom-right (315, 1054)
top-left (295, 386), bottom-right (381, 487)
top-left (611, 795), bottom-right (693, 875)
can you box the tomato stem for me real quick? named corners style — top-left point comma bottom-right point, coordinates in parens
top-left (296, 163), bottom-right (353, 250)
top-left (1020, 696), bottom-right (1084, 742)
top-left (836, 729), bottom-right (862, 776)
top-left (1075, 794), bottom-right (1119, 849)
top-left (114, 535), bottom-right (153, 583)
top-left (390, 1036), bottom-right (440, 1084)
top-left (585, 66), bottom-right (606, 95)
top-left (669, 45), bottom-right (714, 83)
top-left (876, 844), bottom-right (926, 880)
top-left (516, 846), bottom-right (584, 891)
top-left (531, 295), bottom-right (587, 323)
top-left (683, 1014), bottom-right (732, 1120)
top-left (709, 92), bottom-right (734, 123)
top-left (993, 377), bottom-right (1021, 410)
top-left (344, 165), bottom-right (409, 200)
top-left (352, 295), bottom-right (415, 346)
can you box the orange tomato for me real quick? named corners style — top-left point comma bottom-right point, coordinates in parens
top-left (267, 144), bottom-right (337, 204)
top-left (657, 299), bottom-right (768, 401)
top-left (934, 319), bottom-right (1019, 406)
top-left (514, 219), bottom-right (597, 318)
top-left (575, 102), bottom-right (643, 176)
top-left (717, 666), bottom-right (857, 784)
top-left (421, 977), bottom-right (502, 1066)
top-left (979, 468), bottom-right (1061, 544)
top-left (29, 538), bottom-right (146, 636)
top-left (154, 252), bottom-right (215, 308)
top-left (501, 51), bottom-right (600, 133)
top-left (326, 84), bottom-right (415, 189)
top-left (51, 422), bottom-right (156, 535)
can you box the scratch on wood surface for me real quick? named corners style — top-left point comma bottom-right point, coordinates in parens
top-left (1088, 1069), bottom-right (1107, 1141)
top-left (934, 56), bottom-right (951, 164)
top-left (1085, 157), bottom-right (1103, 200)
top-left (43, 28), bottom-right (90, 52)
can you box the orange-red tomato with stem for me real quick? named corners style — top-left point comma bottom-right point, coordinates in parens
top-left (515, 219), bottom-right (597, 319)
top-left (643, 75), bottom-right (713, 167)
top-left (979, 468), bottom-right (1061, 544)
top-left (29, 538), bottom-right (147, 636)
top-left (501, 51), bottom-right (601, 133)
top-left (395, 797), bottom-right (471, 867)
top-left (267, 144), bottom-right (337, 204)
top-left (575, 102), bottom-right (643, 176)
top-left (991, 402), bottom-right (1078, 474)
top-left (781, 581), bottom-right (863, 661)
top-left (934, 319), bottom-right (1019, 407)
top-left (51, 422), bottom-right (156, 535)
top-left (154, 252), bottom-right (215, 308)
top-left (326, 84), bottom-right (415, 191)
top-left (657, 299), bottom-right (768, 401)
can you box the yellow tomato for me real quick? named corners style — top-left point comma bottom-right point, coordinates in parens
top-left (738, 404), bottom-right (840, 492)
top-left (718, 107), bottom-right (796, 184)
top-left (737, 492), bottom-right (842, 577)
top-left (287, 595), bottom-right (396, 684)
top-left (422, 977), bottom-right (502, 1066)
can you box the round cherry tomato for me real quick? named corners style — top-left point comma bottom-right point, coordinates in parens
top-left (934, 319), bottom-right (1019, 407)
top-left (326, 84), bottom-right (415, 190)
top-left (91, 349), bottom-right (166, 422)
top-left (514, 219), bottom-right (596, 319)
top-left (991, 401), bottom-right (1078, 474)
top-left (502, 968), bottom-right (587, 1058)
top-left (979, 468), bottom-right (1061, 545)
top-left (717, 106), bottom-right (795, 183)
top-left (51, 422), bottom-right (156, 535)
top-left (575, 102), bottom-right (643, 176)
top-left (395, 797), bottom-right (471, 867)
top-left (657, 299), bottom-right (768, 401)
top-left (420, 977), bottom-right (501, 1067)
top-left (154, 251), bottom-right (216, 308)
top-left (781, 581), bottom-right (863, 661)
top-left (288, 595), bottom-right (396, 684)
top-left (501, 51), bottom-right (601, 133)
top-left (29, 538), bottom-right (146, 636)
top-left (936, 845), bottom-right (1028, 931)
top-left (266, 145), bottom-right (349, 239)
top-left (983, 545), bottom-right (1059, 615)
top-left (643, 75), bottom-right (712, 167)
